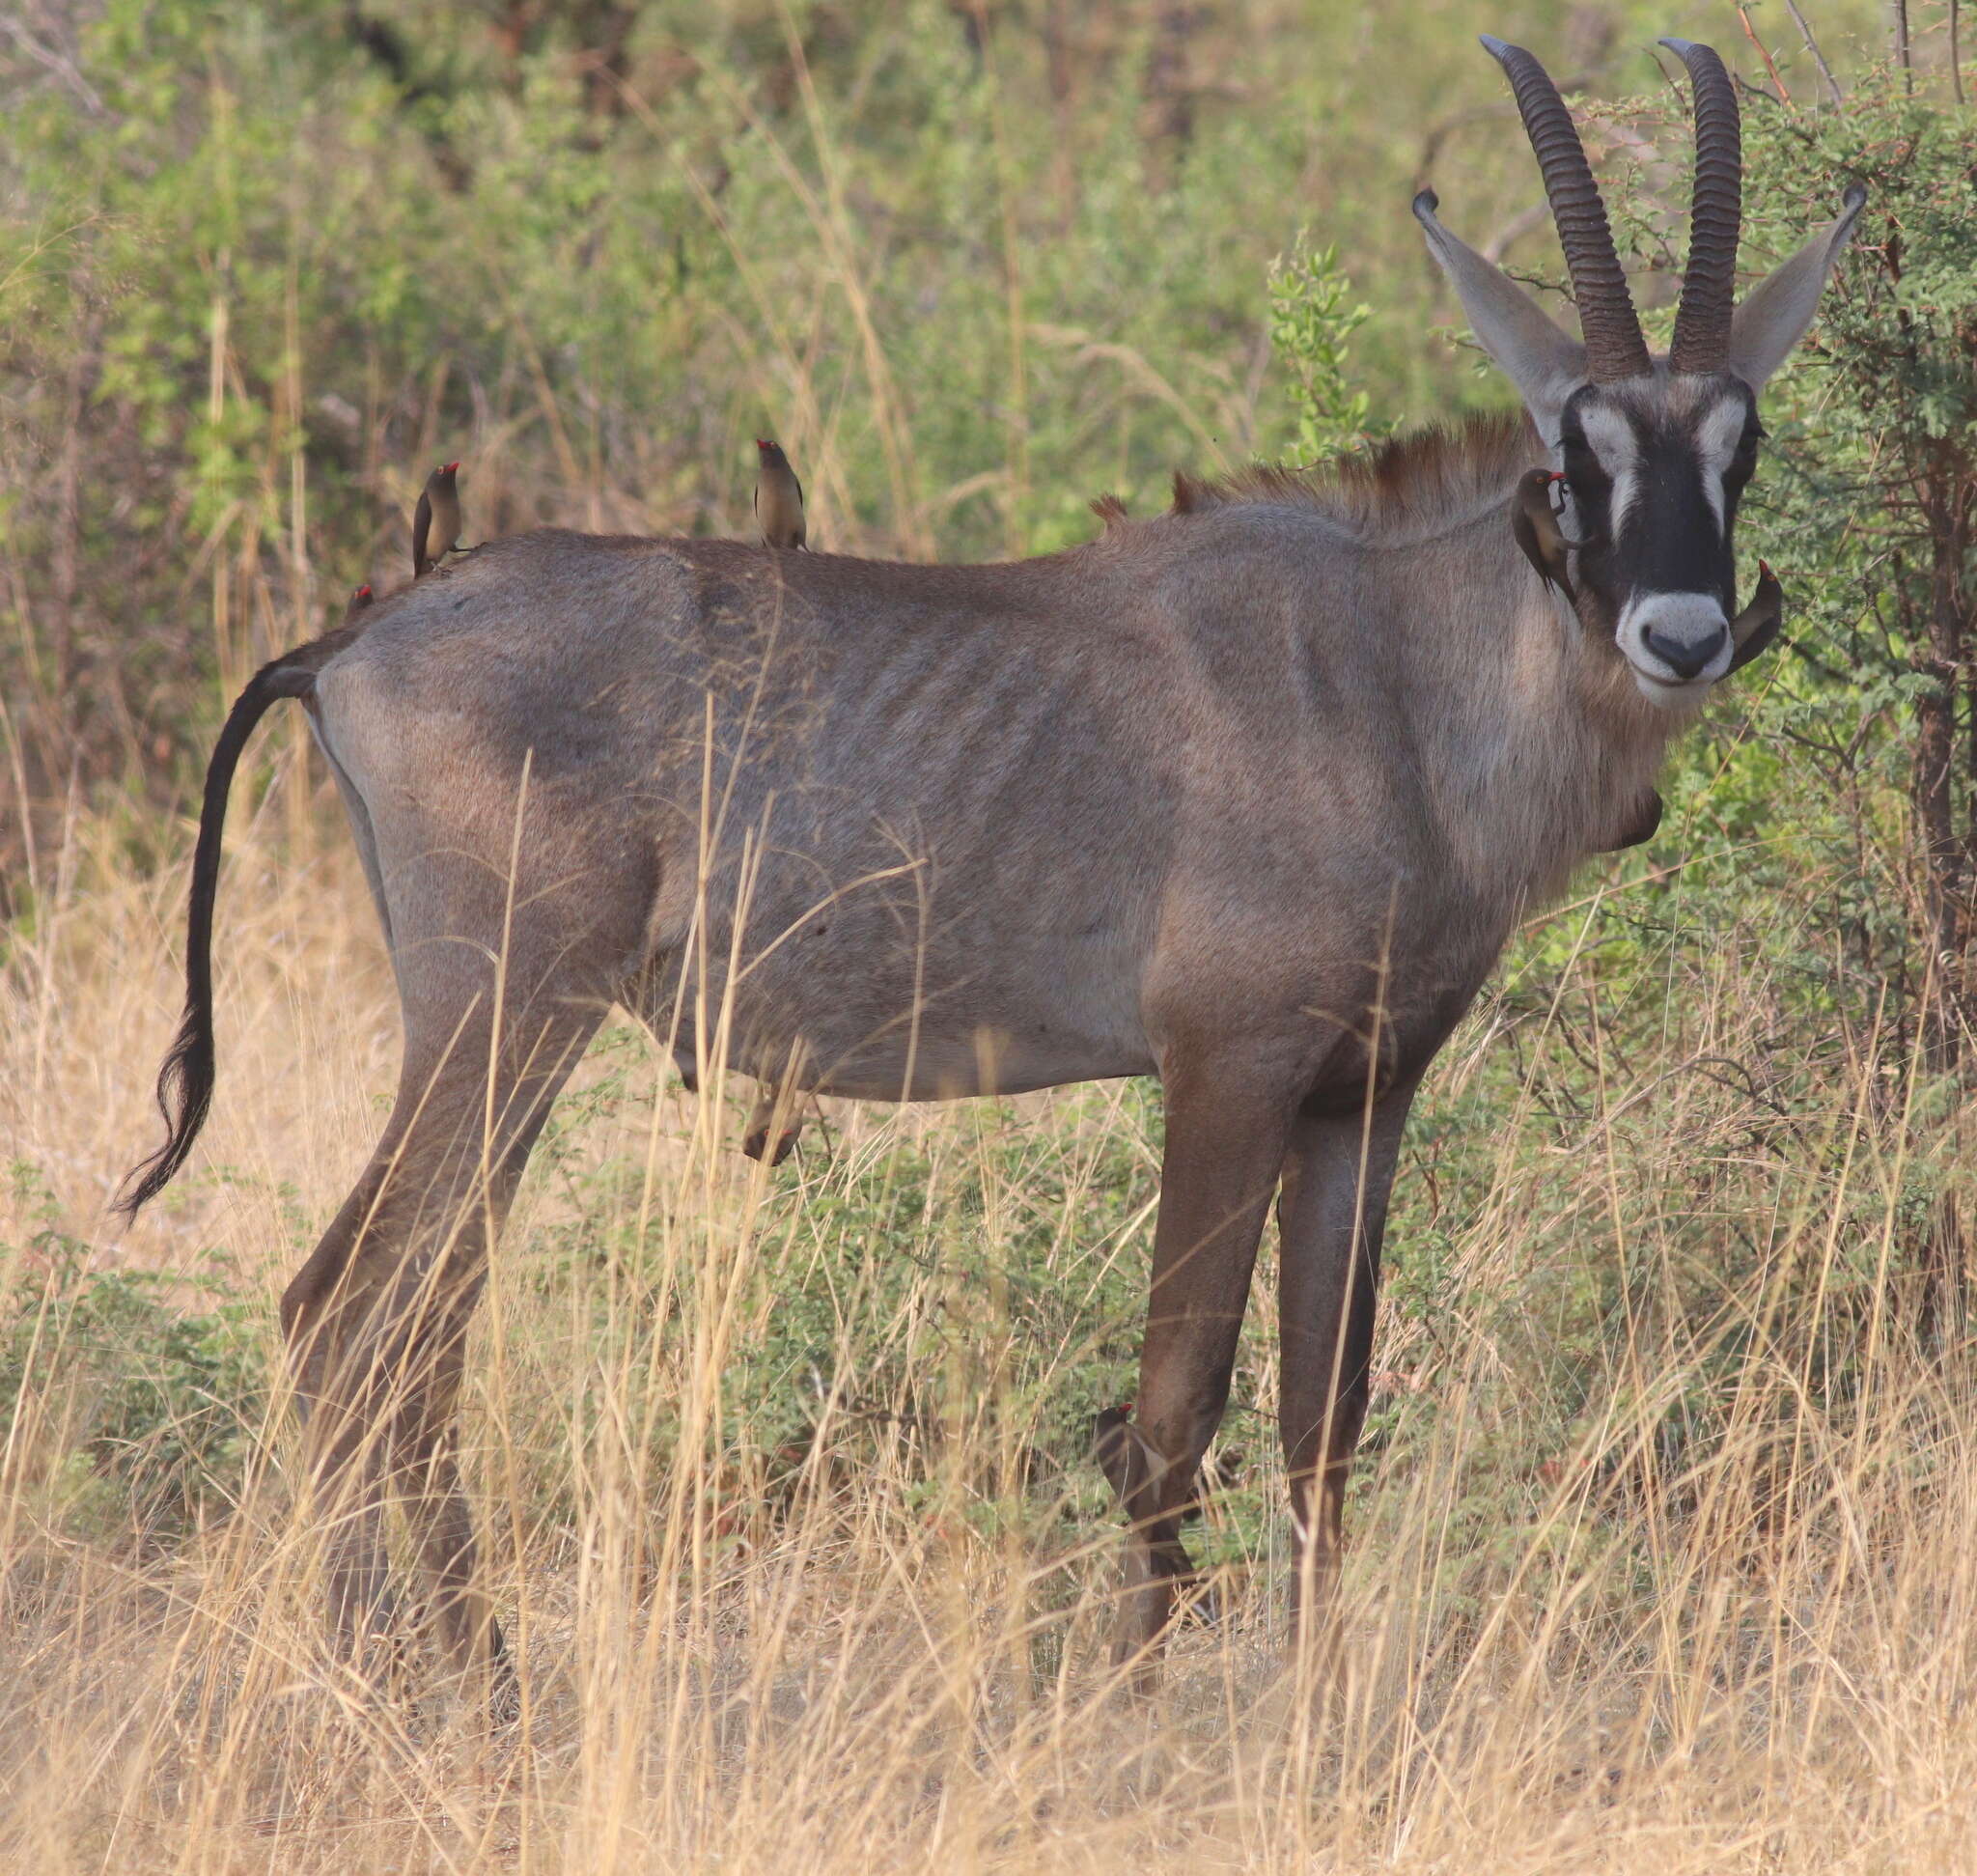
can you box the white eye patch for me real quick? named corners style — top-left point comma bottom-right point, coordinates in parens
top-left (1693, 397), bottom-right (1749, 531)
top-left (1576, 405), bottom-right (1640, 531)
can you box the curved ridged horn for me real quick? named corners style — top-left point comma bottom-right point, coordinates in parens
top-left (1480, 35), bottom-right (1651, 381)
top-left (1660, 40), bottom-right (1742, 373)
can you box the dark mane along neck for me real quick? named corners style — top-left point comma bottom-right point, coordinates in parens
top-left (1167, 411), bottom-right (1541, 543)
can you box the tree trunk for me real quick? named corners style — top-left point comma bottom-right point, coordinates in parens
top-left (1913, 465), bottom-right (1975, 1345)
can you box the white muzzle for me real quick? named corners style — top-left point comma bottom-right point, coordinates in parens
top-left (1619, 592), bottom-right (1734, 702)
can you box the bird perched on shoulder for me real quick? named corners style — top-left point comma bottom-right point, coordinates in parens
top-left (344, 583), bottom-right (375, 622)
top-left (1727, 560), bottom-right (1784, 673)
top-left (1511, 467), bottom-right (1575, 603)
top-left (754, 439), bottom-right (806, 550)
top-left (412, 462), bottom-right (462, 578)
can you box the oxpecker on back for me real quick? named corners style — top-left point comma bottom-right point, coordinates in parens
top-left (754, 439), bottom-right (806, 549)
top-left (412, 462), bottom-right (461, 578)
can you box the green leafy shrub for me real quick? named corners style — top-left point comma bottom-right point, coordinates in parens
top-left (1, 1167), bottom-right (268, 1544)
top-left (1267, 236), bottom-right (1379, 462)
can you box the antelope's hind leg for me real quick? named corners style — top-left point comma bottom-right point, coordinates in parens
top-left (279, 967), bottom-right (602, 1707)
top-left (1273, 1079), bottom-right (1417, 1663)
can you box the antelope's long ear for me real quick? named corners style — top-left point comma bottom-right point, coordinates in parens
top-left (1413, 190), bottom-right (1585, 445)
top-left (1726, 185), bottom-right (1866, 391)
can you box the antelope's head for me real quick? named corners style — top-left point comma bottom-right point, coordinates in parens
top-left (1415, 37), bottom-right (1863, 706)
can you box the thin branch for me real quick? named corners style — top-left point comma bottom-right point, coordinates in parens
top-left (1783, 0), bottom-right (1845, 106)
top-left (1954, 0), bottom-right (1966, 107)
top-left (0, 15), bottom-right (105, 117)
top-left (1738, 7), bottom-right (1795, 105)
top-left (1411, 98), bottom-right (1518, 192)
top-left (1480, 202), bottom-right (1549, 265)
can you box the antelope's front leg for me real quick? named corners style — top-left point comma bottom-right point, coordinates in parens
top-left (1112, 1045), bottom-right (1299, 1690)
top-left (1274, 1078), bottom-right (1418, 1657)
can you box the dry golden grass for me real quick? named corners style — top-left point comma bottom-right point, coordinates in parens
top-left (5, 752), bottom-right (1977, 1874)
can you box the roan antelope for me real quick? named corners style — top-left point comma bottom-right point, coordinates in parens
top-left (120, 35), bottom-right (1862, 1700)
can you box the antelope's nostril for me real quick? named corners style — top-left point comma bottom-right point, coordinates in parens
top-left (1643, 625), bottom-right (1727, 682)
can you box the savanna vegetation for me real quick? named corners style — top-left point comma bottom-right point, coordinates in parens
top-left (4, 1), bottom-right (1977, 1868)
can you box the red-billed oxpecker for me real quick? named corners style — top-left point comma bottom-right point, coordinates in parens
top-left (1512, 468), bottom-right (1576, 603)
top-left (412, 462), bottom-right (461, 578)
top-left (740, 1090), bottom-right (802, 1166)
top-left (754, 439), bottom-right (806, 550)
top-left (1727, 560), bottom-right (1784, 671)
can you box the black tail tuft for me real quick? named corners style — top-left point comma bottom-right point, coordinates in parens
top-left (115, 653), bottom-right (320, 1220)
top-left (117, 1004), bottom-right (217, 1218)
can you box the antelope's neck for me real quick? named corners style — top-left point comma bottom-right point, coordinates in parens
top-left (1389, 505), bottom-right (1683, 917)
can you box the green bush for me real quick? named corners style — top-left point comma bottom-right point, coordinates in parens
top-left (1, 1166), bottom-right (268, 1544)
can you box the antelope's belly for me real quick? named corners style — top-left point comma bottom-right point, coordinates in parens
top-left (688, 924), bottom-right (1157, 1101)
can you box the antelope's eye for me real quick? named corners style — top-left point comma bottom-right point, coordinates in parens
top-left (1560, 437), bottom-right (1610, 524)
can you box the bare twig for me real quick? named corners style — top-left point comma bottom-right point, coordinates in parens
top-left (1891, 0), bottom-right (1913, 93)
top-left (0, 14), bottom-right (105, 117)
top-left (1413, 98), bottom-right (1519, 189)
top-left (1783, 0), bottom-right (1845, 106)
top-left (1481, 202), bottom-right (1549, 265)
top-left (1953, 0), bottom-right (1966, 106)
top-left (1739, 7), bottom-right (1795, 105)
